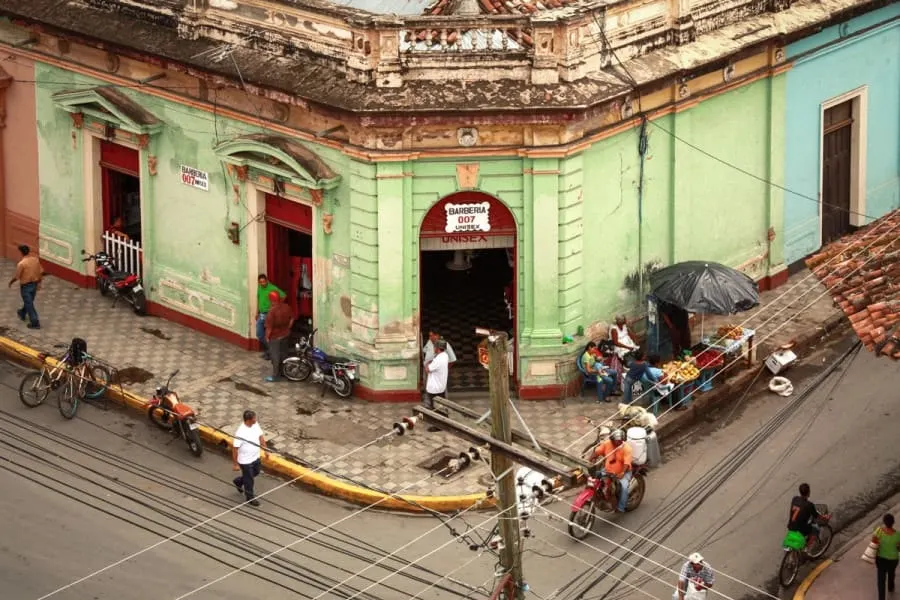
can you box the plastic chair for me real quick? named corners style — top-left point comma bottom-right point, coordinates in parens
top-left (576, 352), bottom-right (600, 398)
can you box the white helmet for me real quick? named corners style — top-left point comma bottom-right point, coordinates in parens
top-left (610, 429), bottom-right (624, 441)
top-left (688, 552), bottom-right (704, 565)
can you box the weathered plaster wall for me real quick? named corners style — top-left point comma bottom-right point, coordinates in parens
top-left (1, 54), bottom-right (40, 258)
top-left (784, 5), bottom-right (900, 265)
top-left (34, 62), bottom-right (352, 342)
top-left (579, 76), bottom-right (782, 336)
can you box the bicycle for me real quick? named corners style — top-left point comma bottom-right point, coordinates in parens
top-left (779, 504), bottom-right (833, 587)
top-left (18, 339), bottom-right (111, 419)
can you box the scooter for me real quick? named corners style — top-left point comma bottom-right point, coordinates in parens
top-left (146, 370), bottom-right (203, 456)
top-left (281, 329), bottom-right (358, 398)
top-left (568, 466), bottom-right (648, 539)
top-left (81, 250), bottom-right (147, 315)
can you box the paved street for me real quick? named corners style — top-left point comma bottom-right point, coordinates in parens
top-left (0, 258), bottom-right (842, 497)
top-left (3, 330), bottom-right (898, 599)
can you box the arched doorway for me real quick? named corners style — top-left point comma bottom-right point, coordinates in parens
top-left (419, 191), bottom-right (517, 393)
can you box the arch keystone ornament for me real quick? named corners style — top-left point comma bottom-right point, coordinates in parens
top-left (214, 134), bottom-right (340, 190)
top-left (456, 163), bottom-right (480, 189)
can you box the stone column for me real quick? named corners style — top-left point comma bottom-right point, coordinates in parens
top-left (374, 160), bottom-right (411, 346)
top-left (766, 72), bottom-right (787, 279)
top-left (525, 157), bottom-right (562, 346)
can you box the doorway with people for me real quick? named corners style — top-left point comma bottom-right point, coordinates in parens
top-left (264, 193), bottom-right (314, 336)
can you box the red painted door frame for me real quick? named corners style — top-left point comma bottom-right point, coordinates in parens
top-left (100, 141), bottom-right (140, 231)
top-left (417, 191), bottom-right (519, 388)
top-left (264, 194), bottom-right (313, 321)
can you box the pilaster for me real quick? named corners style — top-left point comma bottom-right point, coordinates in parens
top-left (669, 111), bottom-right (693, 264)
top-left (558, 154), bottom-right (584, 335)
top-left (348, 160), bottom-right (379, 345)
top-left (525, 157), bottom-right (563, 346)
top-left (766, 72), bottom-right (787, 274)
top-left (374, 160), bottom-right (412, 346)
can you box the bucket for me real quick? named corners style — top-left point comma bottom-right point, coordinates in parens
top-left (698, 368), bottom-right (714, 392)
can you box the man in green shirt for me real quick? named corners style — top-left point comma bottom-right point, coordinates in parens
top-left (256, 273), bottom-right (285, 359)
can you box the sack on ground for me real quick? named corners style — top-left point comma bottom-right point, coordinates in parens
top-left (862, 539), bottom-right (879, 563)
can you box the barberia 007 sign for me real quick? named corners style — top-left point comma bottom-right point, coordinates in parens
top-left (180, 165), bottom-right (209, 191)
top-left (445, 202), bottom-right (490, 233)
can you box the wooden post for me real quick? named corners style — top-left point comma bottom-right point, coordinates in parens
top-left (487, 332), bottom-right (524, 599)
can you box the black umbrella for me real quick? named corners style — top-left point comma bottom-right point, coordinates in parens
top-left (650, 261), bottom-right (759, 315)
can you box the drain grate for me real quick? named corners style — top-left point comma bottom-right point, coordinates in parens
top-left (418, 448), bottom-right (464, 479)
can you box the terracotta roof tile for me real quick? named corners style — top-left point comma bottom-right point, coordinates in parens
top-left (805, 208), bottom-right (900, 360)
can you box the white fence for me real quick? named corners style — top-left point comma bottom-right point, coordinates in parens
top-left (102, 231), bottom-right (144, 280)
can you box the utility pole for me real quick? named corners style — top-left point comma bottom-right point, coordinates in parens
top-left (486, 331), bottom-right (524, 600)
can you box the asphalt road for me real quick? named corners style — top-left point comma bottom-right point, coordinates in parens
top-left (1, 331), bottom-right (898, 600)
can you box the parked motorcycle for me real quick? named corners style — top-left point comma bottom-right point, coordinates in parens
top-left (779, 504), bottom-right (833, 586)
top-left (281, 329), bottom-right (358, 398)
top-left (568, 467), bottom-right (648, 539)
top-left (146, 370), bottom-right (203, 456)
top-left (81, 250), bottom-right (147, 314)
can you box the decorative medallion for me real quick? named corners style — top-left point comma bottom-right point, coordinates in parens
top-left (457, 127), bottom-right (478, 147)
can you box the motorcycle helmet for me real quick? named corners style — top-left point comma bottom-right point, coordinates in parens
top-left (610, 429), bottom-right (624, 441)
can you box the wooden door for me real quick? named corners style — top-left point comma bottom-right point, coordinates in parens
top-left (821, 101), bottom-right (853, 244)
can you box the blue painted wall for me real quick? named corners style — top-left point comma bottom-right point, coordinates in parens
top-left (783, 5), bottom-right (900, 265)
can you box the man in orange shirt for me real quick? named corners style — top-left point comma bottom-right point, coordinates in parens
top-left (8, 244), bottom-right (43, 329)
top-left (590, 429), bottom-right (633, 512)
top-left (264, 291), bottom-right (294, 382)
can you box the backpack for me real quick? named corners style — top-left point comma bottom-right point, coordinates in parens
top-left (70, 338), bottom-right (88, 365)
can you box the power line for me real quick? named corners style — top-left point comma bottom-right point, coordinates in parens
top-left (566, 216), bottom-right (900, 453)
top-left (34, 425), bottom-right (408, 600)
top-left (174, 504), bottom-right (515, 599)
top-left (647, 120), bottom-right (879, 221)
top-left (0, 406), bottom-right (488, 599)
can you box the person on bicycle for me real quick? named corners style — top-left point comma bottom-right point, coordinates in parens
top-left (590, 429), bottom-right (632, 513)
top-left (677, 553), bottom-right (714, 599)
top-left (788, 483), bottom-right (820, 543)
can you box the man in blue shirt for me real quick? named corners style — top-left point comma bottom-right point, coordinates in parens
top-left (623, 350), bottom-right (659, 405)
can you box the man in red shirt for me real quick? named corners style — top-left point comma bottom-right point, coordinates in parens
top-left (264, 291), bottom-right (294, 382)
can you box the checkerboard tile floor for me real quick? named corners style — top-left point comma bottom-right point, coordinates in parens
top-left (0, 259), bottom-right (842, 497)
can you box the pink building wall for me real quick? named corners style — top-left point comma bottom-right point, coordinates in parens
top-left (1, 54), bottom-right (40, 259)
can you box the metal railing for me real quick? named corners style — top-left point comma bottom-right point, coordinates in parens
top-left (102, 231), bottom-right (144, 281)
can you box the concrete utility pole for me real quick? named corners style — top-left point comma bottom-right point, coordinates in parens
top-left (486, 331), bottom-right (524, 600)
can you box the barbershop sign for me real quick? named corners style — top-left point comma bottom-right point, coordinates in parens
top-left (180, 165), bottom-right (209, 191)
top-left (445, 202), bottom-right (490, 233)
top-left (420, 234), bottom-right (514, 251)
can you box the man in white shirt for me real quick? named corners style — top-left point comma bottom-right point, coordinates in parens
top-left (423, 330), bottom-right (456, 398)
top-left (423, 340), bottom-right (449, 407)
top-left (232, 410), bottom-right (267, 506)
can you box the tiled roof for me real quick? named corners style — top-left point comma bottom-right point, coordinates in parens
top-left (805, 208), bottom-right (900, 360)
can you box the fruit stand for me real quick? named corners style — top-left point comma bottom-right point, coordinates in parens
top-left (701, 324), bottom-right (756, 367)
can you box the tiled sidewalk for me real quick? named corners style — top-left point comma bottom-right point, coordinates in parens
top-left (0, 259), bottom-right (841, 496)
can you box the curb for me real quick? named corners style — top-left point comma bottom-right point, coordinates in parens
top-left (0, 336), bottom-right (494, 514)
top-left (793, 559), bottom-right (834, 600)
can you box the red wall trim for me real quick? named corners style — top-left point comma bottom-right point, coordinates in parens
top-left (100, 140), bottom-right (139, 175)
top-left (147, 301), bottom-right (253, 349)
top-left (41, 259), bottom-right (93, 287)
top-left (353, 385), bottom-right (421, 403)
top-left (757, 268), bottom-right (789, 292)
top-left (265, 194), bottom-right (312, 233)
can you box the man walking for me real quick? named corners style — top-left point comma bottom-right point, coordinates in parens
top-left (423, 339), bottom-right (449, 432)
top-left (232, 410), bottom-right (267, 506)
top-left (9, 244), bottom-right (43, 329)
top-left (256, 274), bottom-right (285, 360)
top-left (264, 291), bottom-right (294, 382)
top-left (676, 553), bottom-right (714, 599)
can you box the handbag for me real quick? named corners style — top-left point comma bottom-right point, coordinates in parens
top-left (862, 528), bottom-right (881, 564)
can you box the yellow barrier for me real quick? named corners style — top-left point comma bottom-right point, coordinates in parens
top-left (0, 336), bottom-right (494, 513)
